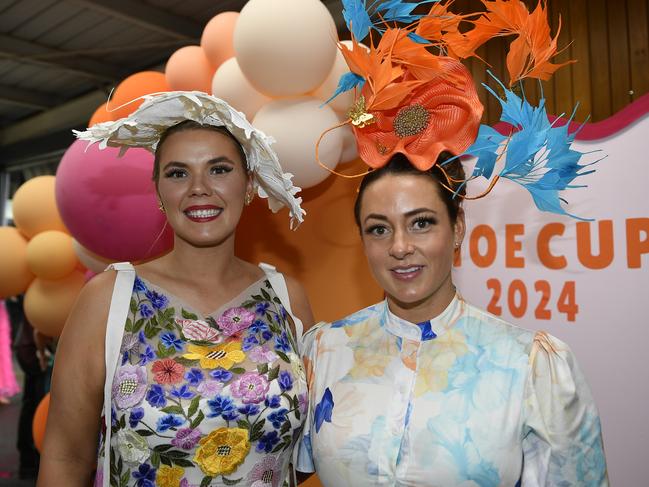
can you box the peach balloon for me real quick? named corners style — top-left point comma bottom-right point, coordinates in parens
top-left (72, 239), bottom-right (113, 274)
top-left (26, 231), bottom-right (78, 280)
top-left (33, 393), bottom-right (50, 453)
top-left (108, 71), bottom-right (170, 120)
top-left (211, 57), bottom-right (271, 120)
top-left (339, 121), bottom-right (359, 164)
top-left (201, 11), bottom-right (239, 69)
top-left (88, 104), bottom-right (113, 126)
top-left (12, 176), bottom-right (67, 239)
top-left (0, 227), bottom-right (34, 298)
top-left (313, 41), bottom-right (362, 113)
top-left (253, 96), bottom-right (342, 188)
top-left (234, 0), bottom-right (337, 97)
top-left (24, 270), bottom-right (86, 338)
top-left (165, 46), bottom-right (214, 93)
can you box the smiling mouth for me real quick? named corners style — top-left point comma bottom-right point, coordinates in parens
top-left (391, 266), bottom-right (424, 280)
top-left (184, 207), bottom-right (223, 222)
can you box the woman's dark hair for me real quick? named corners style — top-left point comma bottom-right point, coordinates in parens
top-left (353, 152), bottom-right (466, 227)
top-left (152, 120), bottom-right (248, 181)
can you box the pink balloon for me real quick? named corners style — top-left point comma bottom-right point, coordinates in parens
top-left (55, 140), bottom-right (173, 262)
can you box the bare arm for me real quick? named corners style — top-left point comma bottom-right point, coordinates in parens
top-left (37, 272), bottom-right (116, 487)
top-left (285, 275), bottom-right (315, 334)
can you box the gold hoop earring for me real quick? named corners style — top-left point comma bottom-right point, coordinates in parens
top-left (158, 202), bottom-right (165, 213)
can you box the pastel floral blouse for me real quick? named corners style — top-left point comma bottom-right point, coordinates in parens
top-left (297, 295), bottom-right (608, 486)
top-left (96, 274), bottom-right (307, 487)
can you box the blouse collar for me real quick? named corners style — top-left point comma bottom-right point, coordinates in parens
top-left (381, 293), bottom-right (464, 342)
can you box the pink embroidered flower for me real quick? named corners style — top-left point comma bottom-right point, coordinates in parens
top-left (230, 372), bottom-right (269, 404)
top-left (176, 318), bottom-right (222, 343)
top-left (151, 359), bottom-right (184, 384)
top-left (248, 345), bottom-right (278, 363)
top-left (112, 365), bottom-right (147, 409)
top-left (196, 379), bottom-right (223, 398)
top-left (298, 392), bottom-right (308, 415)
top-left (247, 455), bottom-right (281, 487)
top-left (179, 480), bottom-right (189, 487)
top-left (217, 307), bottom-right (255, 336)
top-left (171, 427), bottom-right (202, 450)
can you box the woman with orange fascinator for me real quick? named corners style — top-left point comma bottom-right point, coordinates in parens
top-left (296, 1), bottom-right (608, 485)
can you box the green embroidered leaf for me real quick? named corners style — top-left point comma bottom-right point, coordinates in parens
top-left (157, 341), bottom-right (174, 358)
top-left (182, 308), bottom-right (199, 320)
top-left (159, 454), bottom-right (173, 467)
top-left (280, 420), bottom-right (291, 435)
top-left (251, 294), bottom-right (263, 301)
top-left (257, 363), bottom-right (269, 375)
top-left (223, 476), bottom-right (243, 485)
top-left (133, 318), bottom-right (145, 332)
top-left (150, 451), bottom-right (161, 468)
top-left (154, 444), bottom-right (173, 452)
top-left (120, 470), bottom-right (130, 487)
top-left (118, 415), bottom-right (126, 429)
top-left (135, 429), bottom-right (154, 437)
top-left (267, 364), bottom-right (280, 381)
top-left (175, 356), bottom-right (199, 367)
top-left (200, 476), bottom-right (213, 487)
top-left (264, 280), bottom-right (271, 289)
top-left (163, 449), bottom-right (189, 459)
top-left (117, 456), bottom-right (123, 473)
top-left (161, 405), bottom-right (184, 415)
top-left (173, 458), bottom-right (195, 468)
top-left (144, 322), bottom-right (158, 339)
top-left (261, 288), bottom-right (271, 301)
top-left (188, 396), bottom-right (200, 418)
top-left (125, 318), bottom-right (133, 332)
top-left (190, 409), bottom-right (205, 429)
top-left (150, 315), bottom-right (159, 327)
top-left (295, 408), bottom-right (301, 421)
top-left (130, 298), bottom-right (138, 313)
top-left (277, 351), bottom-right (291, 363)
top-left (250, 419), bottom-right (266, 441)
top-left (230, 367), bottom-right (246, 375)
top-left (237, 419), bottom-right (251, 430)
top-left (273, 297), bottom-right (282, 304)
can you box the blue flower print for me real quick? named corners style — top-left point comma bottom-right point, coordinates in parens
top-left (185, 368), bottom-right (204, 386)
top-left (315, 387), bottom-right (334, 433)
top-left (132, 463), bottom-right (156, 487)
top-left (121, 350), bottom-right (129, 366)
top-left (238, 404), bottom-right (260, 416)
top-left (280, 306), bottom-right (288, 320)
top-left (145, 289), bottom-right (168, 310)
top-left (275, 332), bottom-right (290, 353)
top-left (265, 395), bottom-right (281, 408)
top-left (278, 371), bottom-right (293, 392)
top-left (250, 319), bottom-right (269, 334)
top-left (138, 331), bottom-right (146, 344)
top-left (268, 408), bottom-right (288, 429)
top-left (138, 346), bottom-right (155, 365)
top-left (111, 406), bottom-right (118, 427)
top-left (139, 303), bottom-right (154, 318)
top-left (134, 277), bottom-right (147, 293)
top-left (256, 302), bottom-right (270, 314)
top-left (171, 384), bottom-right (195, 400)
top-left (210, 369), bottom-right (233, 382)
top-left (242, 334), bottom-right (259, 351)
top-left (262, 330), bottom-right (273, 341)
top-left (207, 395), bottom-right (237, 420)
top-left (156, 414), bottom-right (184, 432)
top-left (160, 332), bottom-right (184, 352)
top-left (129, 407), bottom-right (145, 428)
top-left (146, 384), bottom-right (167, 408)
top-left (257, 430), bottom-right (280, 453)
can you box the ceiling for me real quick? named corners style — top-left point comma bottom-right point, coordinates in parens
top-left (0, 0), bottom-right (344, 194)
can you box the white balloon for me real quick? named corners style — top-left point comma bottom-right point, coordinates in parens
top-left (211, 57), bottom-right (272, 120)
top-left (253, 97), bottom-right (343, 188)
top-left (313, 40), bottom-right (366, 113)
top-left (338, 120), bottom-right (359, 164)
top-left (234, 0), bottom-right (337, 97)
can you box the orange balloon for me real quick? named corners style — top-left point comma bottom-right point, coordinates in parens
top-left (26, 231), bottom-right (78, 280)
top-left (0, 227), bottom-right (34, 298)
top-left (165, 46), bottom-right (214, 93)
top-left (13, 176), bottom-right (68, 239)
top-left (33, 393), bottom-right (50, 453)
top-left (200, 11), bottom-right (239, 69)
top-left (108, 71), bottom-right (170, 120)
top-left (88, 104), bottom-right (114, 126)
top-left (24, 270), bottom-right (86, 338)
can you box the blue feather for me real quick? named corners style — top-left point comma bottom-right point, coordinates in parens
top-left (322, 71), bottom-right (366, 107)
top-left (342, 0), bottom-right (373, 40)
top-left (465, 124), bottom-right (507, 179)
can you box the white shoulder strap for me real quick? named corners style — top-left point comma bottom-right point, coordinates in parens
top-left (102, 262), bottom-right (135, 487)
top-left (258, 263), bottom-right (304, 353)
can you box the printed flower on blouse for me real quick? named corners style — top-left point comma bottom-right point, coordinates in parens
top-left (116, 429), bottom-right (150, 464)
top-left (160, 332), bottom-right (185, 352)
top-left (247, 455), bottom-right (281, 487)
top-left (112, 365), bottom-right (147, 409)
top-left (414, 348), bottom-right (457, 397)
top-left (217, 307), bottom-right (256, 336)
top-left (314, 387), bottom-right (334, 433)
top-left (171, 428), bottom-right (202, 450)
top-left (193, 427), bottom-right (250, 476)
top-left (435, 328), bottom-right (469, 356)
top-left (152, 359), bottom-right (185, 384)
top-left (132, 463), bottom-right (156, 487)
top-left (348, 347), bottom-right (393, 379)
top-left (176, 318), bottom-right (222, 343)
top-left (156, 465), bottom-right (185, 487)
top-left (231, 372), bottom-right (270, 404)
top-left (196, 380), bottom-right (223, 398)
top-left (183, 342), bottom-right (245, 369)
top-left (145, 289), bottom-right (168, 310)
top-left (248, 345), bottom-right (278, 363)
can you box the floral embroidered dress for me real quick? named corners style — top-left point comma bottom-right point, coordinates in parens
top-left (97, 274), bottom-right (307, 487)
top-left (297, 295), bottom-right (608, 486)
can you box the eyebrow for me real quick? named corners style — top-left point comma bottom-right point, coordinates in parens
top-left (363, 207), bottom-right (437, 224)
top-left (162, 156), bottom-right (235, 170)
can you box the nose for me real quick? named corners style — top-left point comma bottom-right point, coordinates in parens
top-left (189, 172), bottom-right (212, 197)
top-left (389, 229), bottom-right (414, 259)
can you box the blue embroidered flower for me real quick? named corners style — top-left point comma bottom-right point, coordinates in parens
top-left (134, 277), bottom-right (147, 293)
top-left (207, 395), bottom-right (237, 419)
top-left (160, 332), bottom-right (184, 352)
top-left (185, 368), bottom-right (204, 386)
top-left (170, 384), bottom-right (195, 400)
top-left (129, 407), bottom-right (145, 428)
top-left (210, 369), bottom-right (233, 382)
top-left (156, 414), bottom-right (184, 432)
top-left (250, 319), bottom-right (269, 333)
top-left (278, 371), bottom-right (293, 392)
top-left (280, 306), bottom-right (288, 320)
top-left (121, 350), bottom-right (129, 366)
top-left (238, 404), bottom-right (260, 416)
top-left (145, 289), bottom-right (168, 310)
top-left (138, 331), bottom-right (146, 343)
top-left (255, 302), bottom-right (270, 314)
top-left (146, 384), bottom-right (167, 408)
top-left (138, 346), bottom-right (155, 365)
top-left (274, 332), bottom-right (290, 353)
top-left (110, 406), bottom-right (118, 427)
top-left (242, 334), bottom-right (259, 351)
top-left (139, 303), bottom-right (154, 318)
top-left (315, 387), bottom-right (334, 433)
top-left (132, 463), bottom-right (156, 487)
top-left (256, 430), bottom-right (280, 453)
top-left (268, 408), bottom-right (288, 429)
top-left (262, 330), bottom-right (273, 341)
top-left (265, 395), bottom-right (281, 408)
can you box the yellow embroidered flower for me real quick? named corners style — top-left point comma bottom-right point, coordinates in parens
top-left (414, 349), bottom-right (456, 396)
top-left (348, 346), bottom-right (393, 379)
top-left (156, 465), bottom-right (184, 487)
top-left (193, 427), bottom-right (250, 477)
top-left (183, 341), bottom-right (245, 370)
